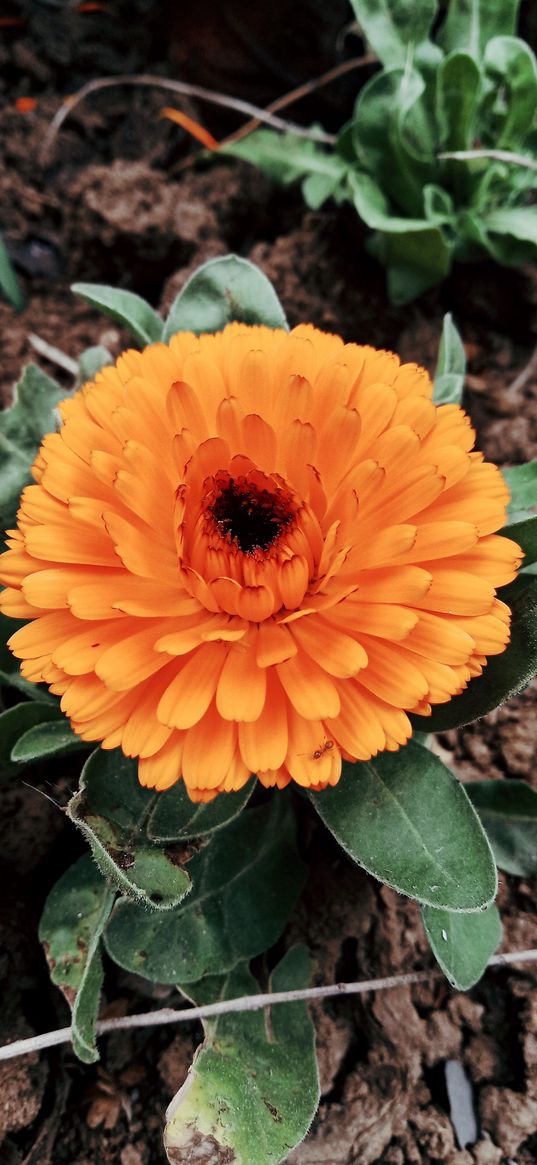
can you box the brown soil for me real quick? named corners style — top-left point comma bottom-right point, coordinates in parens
top-left (1, 5), bottom-right (537, 1164)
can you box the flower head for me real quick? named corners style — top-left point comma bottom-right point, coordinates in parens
top-left (0, 324), bottom-right (521, 800)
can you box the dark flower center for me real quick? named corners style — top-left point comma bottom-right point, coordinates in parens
top-left (207, 473), bottom-right (295, 555)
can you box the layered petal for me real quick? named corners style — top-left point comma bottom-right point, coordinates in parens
top-left (0, 322), bottom-right (519, 799)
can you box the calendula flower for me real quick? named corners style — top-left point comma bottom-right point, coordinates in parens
top-left (0, 324), bottom-right (521, 801)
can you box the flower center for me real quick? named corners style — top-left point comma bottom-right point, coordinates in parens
top-left (206, 471), bottom-right (296, 555)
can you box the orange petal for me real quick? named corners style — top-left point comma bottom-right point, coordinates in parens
top-left (182, 703), bottom-right (236, 789)
top-left (157, 642), bottom-right (227, 729)
top-left (291, 615), bottom-right (367, 678)
top-left (277, 652), bottom-right (340, 719)
top-left (238, 671), bottom-right (288, 772)
top-left (138, 734), bottom-right (185, 790)
top-left (216, 640), bottom-right (267, 722)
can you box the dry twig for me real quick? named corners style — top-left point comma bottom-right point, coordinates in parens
top-left (438, 148), bottom-right (537, 173)
top-left (28, 333), bottom-right (79, 376)
top-left (508, 342), bottom-right (537, 395)
top-left (223, 53), bottom-right (375, 148)
top-left (1, 947), bottom-right (537, 1063)
top-left (40, 74), bottom-right (337, 162)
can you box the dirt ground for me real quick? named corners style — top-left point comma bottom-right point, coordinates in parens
top-left (1, 4), bottom-right (537, 1164)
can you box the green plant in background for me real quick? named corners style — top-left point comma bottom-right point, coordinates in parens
top-left (1, 257), bottom-right (537, 1164)
top-left (223, 0), bottom-right (537, 302)
top-left (0, 233), bottom-right (24, 311)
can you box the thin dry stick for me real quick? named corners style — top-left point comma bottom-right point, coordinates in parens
top-left (508, 341), bottom-right (537, 395)
top-left (40, 74), bottom-right (337, 162)
top-left (2, 947), bottom-right (536, 1064)
top-left (438, 148), bottom-right (537, 173)
top-left (222, 53), bottom-right (375, 148)
top-left (28, 333), bottom-right (79, 376)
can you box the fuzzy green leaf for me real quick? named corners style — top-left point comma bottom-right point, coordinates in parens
top-left (0, 363), bottom-right (64, 530)
top-left (162, 255), bottom-right (288, 340)
top-left (165, 946), bottom-right (319, 1165)
top-left (438, 0), bottom-right (519, 58)
top-left (466, 779), bottom-right (537, 876)
top-left (310, 743), bottom-right (496, 910)
top-left (433, 312), bottom-right (466, 404)
top-left (147, 778), bottom-right (254, 842)
top-left (503, 460), bottom-right (537, 518)
top-left (39, 853), bottom-right (115, 1063)
top-left (412, 579), bottom-right (537, 731)
top-left (67, 749), bottom-right (193, 910)
top-left (422, 902), bottom-right (502, 989)
top-left (104, 797), bottom-right (307, 983)
top-left (76, 345), bottom-right (114, 385)
top-left (71, 282), bottom-right (163, 346)
top-left (348, 0), bottom-right (437, 70)
top-left (0, 700), bottom-right (64, 780)
top-left (11, 719), bottom-right (88, 763)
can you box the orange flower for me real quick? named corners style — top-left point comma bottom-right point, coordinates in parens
top-left (0, 324), bottom-right (521, 801)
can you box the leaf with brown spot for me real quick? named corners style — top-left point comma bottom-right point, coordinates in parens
top-left (164, 946), bottom-right (319, 1165)
top-left (39, 854), bottom-right (115, 1063)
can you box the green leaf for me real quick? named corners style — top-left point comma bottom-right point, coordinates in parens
top-left (466, 778), bottom-right (537, 876)
top-left (67, 749), bottom-right (193, 910)
top-left (162, 255), bottom-right (288, 341)
top-left (500, 516), bottom-right (537, 567)
top-left (433, 312), bottom-right (466, 404)
top-left (423, 183), bottom-right (455, 225)
top-left (0, 363), bottom-right (64, 530)
top-left (165, 946), bottom-right (319, 1165)
top-left (371, 224), bottom-right (452, 304)
top-left (484, 206), bottom-right (537, 249)
top-left (436, 52), bottom-right (482, 152)
top-left (76, 345), bottom-right (114, 385)
top-left (0, 234), bottom-right (24, 311)
top-left (147, 778), bottom-right (254, 843)
top-left (309, 743), bottom-right (497, 911)
top-left (348, 0), bottom-right (437, 70)
top-left (71, 283), bottom-right (163, 346)
top-left (503, 460), bottom-right (537, 517)
top-left (223, 130), bottom-right (347, 209)
top-left (104, 797), bottom-right (307, 983)
top-left (412, 579), bottom-right (537, 731)
top-left (0, 700), bottom-right (63, 780)
top-left (422, 902), bottom-right (502, 989)
top-left (11, 719), bottom-right (88, 763)
top-left (438, 0), bottom-right (520, 59)
top-left (483, 36), bottom-right (537, 146)
top-left (39, 853), bottom-right (115, 1063)
top-left (350, 172), bottom-right (452, 302)
top-left (302, 170), bottom-right (347, 210)
top-left (352, 68), bottom-right (434, 216)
